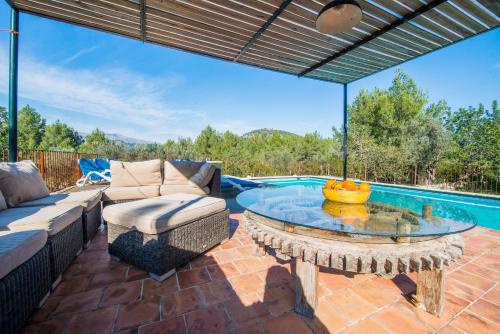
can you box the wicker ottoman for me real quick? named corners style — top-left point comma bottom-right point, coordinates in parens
top-left (104, 194), bottom-right (230, 281)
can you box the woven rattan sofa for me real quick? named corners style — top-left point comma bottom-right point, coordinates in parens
top-left (0, 230), bottom-right (51, 334)
top-left (0, 161), bottom-right (96, 334)
top-left (104, 193), bottom-right (229, 281)
top-left (101, 159), bottom-right (222, 206)
top-left (0, 161), bottom-right (88, 285)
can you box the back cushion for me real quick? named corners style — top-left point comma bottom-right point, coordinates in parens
top-left (110, 159), bottom-right (162, 187)
top-left (163, 161), bottom-right (204, 185)
top-left (189, 163), bottom-right (216, 187)
top-left (0, 160), bottom-right (50, 207)
top-left (0, 190), bottom-right (7, 211)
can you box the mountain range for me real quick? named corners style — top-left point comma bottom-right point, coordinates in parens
top-left (242, 128), bottom-right (298, 138)
top-left (79, 132), bottom-right (155, 146)
top-left (80, 128), bottom-right (299, 146)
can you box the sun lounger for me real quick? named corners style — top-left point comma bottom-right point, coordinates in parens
top-left (76, 158), bottom-right (111, 187)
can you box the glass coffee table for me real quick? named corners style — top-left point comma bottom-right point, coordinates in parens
top-left (236, 186), bottom-right (477, 318)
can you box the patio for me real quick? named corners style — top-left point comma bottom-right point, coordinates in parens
top-left (1, 1), bottom-right (499, 333)
top-left (21, 205), bottom-right (500, 334)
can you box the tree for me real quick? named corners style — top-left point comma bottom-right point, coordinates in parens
top-left (342, 69), bottom-right (450, 183)
top-left (0, 107), bottom-right (7, 148)
top-left (195, 126), bottom-right (222, 159)
top-left (39, 121), bottom-right (82, 151)
top-left (79, 129), bottom-right (110, 154)
top-left (444, 100), bottom-right (500, 171)
top-left (18, 105), bottom-right (46, 149)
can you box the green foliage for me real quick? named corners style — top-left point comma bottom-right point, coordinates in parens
top-left (18, 105), bottom-right (46, 149)
top-left (0, 107), bottom-right (7, 148)
top-left (342, 70), bottom-right (455, 182)
top-left (0, 70), bottom-right (497, 193)
top-left (39, 121), bottom-right (82, 151)
top-left (79, 129), bottom-right (111, 154)
top-left (444, 101), bottom-right (500, 171)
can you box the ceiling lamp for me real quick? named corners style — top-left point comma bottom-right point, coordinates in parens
top-left (316, 0), bottom-right (362, 34)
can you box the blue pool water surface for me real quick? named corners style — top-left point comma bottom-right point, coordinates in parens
top-left (256, 177), bottom-right (500, 230)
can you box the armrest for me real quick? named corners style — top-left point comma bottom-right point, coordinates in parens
top-left (208, 168), bottom-right (222, 197)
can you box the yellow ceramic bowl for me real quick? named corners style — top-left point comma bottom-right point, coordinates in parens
top-left (322, 188), bottom-right (371, 204)
top-left (322, 201), bottom-right (370, 224)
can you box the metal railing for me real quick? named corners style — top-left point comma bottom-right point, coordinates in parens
top-left (1, 147), bottom-right (98, 192)
top-left (222, 159), bottom-right (499, 195)
top-left (1, 147), bottom-right (498, 195)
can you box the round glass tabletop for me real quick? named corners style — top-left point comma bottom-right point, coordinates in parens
top-left (236, 186), bottom-right (477, 237)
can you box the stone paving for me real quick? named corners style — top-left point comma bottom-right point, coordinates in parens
top-left (22, 213), bottom-right (500, 334)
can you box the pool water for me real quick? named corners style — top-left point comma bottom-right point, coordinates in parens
top-left (256, 177), bottom-right (500, 230)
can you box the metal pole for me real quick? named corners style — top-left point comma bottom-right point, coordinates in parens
top-left (342, 84), bottom-right (348, 181)
top-left (8, 8), bottom-right (19, 162)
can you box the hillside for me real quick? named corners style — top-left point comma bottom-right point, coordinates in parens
top-left (242, 128), bottom-right (299, 138)
top-left (79, 132), bottom-right (155, 146)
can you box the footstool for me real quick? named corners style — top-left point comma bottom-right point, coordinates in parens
top-left (103, 193), bottom-right (229, 281)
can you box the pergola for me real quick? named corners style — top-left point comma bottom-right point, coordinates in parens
top-left (5, 0), bottom-right (499, 178)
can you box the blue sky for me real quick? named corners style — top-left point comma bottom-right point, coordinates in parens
top-left (0, 3), bottom-right (498, 142)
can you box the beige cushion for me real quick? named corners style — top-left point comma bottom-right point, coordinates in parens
top-left (16, 189), bottom-right (102, 211)
top-left (0, 191), bottom-right (7, 211)
top-left (0, 204), bottom-right (83, 236)
top-left (159, 185), bottom-right (209, 196)
top-left (102, 186), bottom-right (160, 202)
top-left (0, 229), bottom-right (47, 279)
top-left (110, 160), bottom-right (162, 187)
top-left (103, 194), bottom-right (226, 234)
top-left (163, 161), bottom-right (204, 185)
top-left (0, 160), bottom-right (49, 207)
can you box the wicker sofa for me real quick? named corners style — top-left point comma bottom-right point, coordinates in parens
top-left (101, 159), bottom-right (222, 206)
top-left (0, 161), bottom-right (88, 285)
top-left (0, 159), bottom-right (227, 332)
top-left (0, 230), bottom-right (51, 334)
top-left (0, 161), bottom-right (99, 334)
top-left (102, 159), bottom-right (228, 281)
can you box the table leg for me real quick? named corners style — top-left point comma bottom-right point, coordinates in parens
top-left (415, 268), bottom-right (445, 317)
top-left (295, 257), bottom-right (318, 318)
top-left (255, 241), bottom-right (267, 256)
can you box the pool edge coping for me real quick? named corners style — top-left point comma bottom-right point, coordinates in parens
top-left (249, 175), bottom-right (500, 201)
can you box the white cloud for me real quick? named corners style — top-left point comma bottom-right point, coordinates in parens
top-left (62, 45), bottom-right (100, 64)
top-left (0, 45), bottom-right (210, 142)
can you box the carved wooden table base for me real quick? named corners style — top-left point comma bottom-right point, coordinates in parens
top-left (244, 212), bottom-right (465, 318)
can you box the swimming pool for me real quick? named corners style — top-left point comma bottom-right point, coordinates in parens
top-left (255, 177), bottom-right (500, 230)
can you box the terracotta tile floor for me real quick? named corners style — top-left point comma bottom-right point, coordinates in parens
top-left (22, 213), bottom-right (500, 334)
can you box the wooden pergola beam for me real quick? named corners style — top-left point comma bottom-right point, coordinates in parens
top-left (234, 0), bottom-right (294, 62)
top-left (298, 0), bottom-right (449, 77)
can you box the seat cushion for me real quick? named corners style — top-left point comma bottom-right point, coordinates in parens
top-left (159, 185), bottom-right (209, 196)
top-left (0, 204), bottom-right (83, 236)
top-left (110, 160), bottom-right (162, 187)
top-left (16, 189), bottom-right (103, 211)
top-left (103, 194), bottom-right (226, 234)
top-left (0, 160), bottom-right (50, 207)
top-left (0, 229), bottom-right (47, 279)
top-left (102, 186), bottom-right (160, 202)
